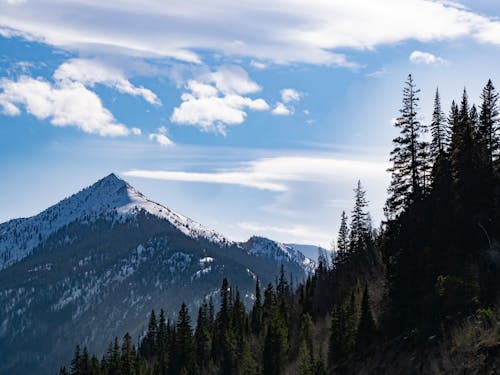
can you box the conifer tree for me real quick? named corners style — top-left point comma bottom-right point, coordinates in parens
top-left (251, 279), bottom-right (262, 334)
top-left (157, 309), bottom-right (169, 375)
top-left (430, 88), bottom-right (448, 159)
top-left (479, 79), bottom-right (499, 169)
top-left (387, 74), bottom-right (428, 215)
top-left (450, 89), bottom-right (478, 218)
top-left (328, 304), bottom-right (348, 366)
top-left (349, 181), bottom-right (370, 254)
top-left (240, 345), bottom-right (258, 375)
top-left (195, 302), bottom-right (211, 372)
top-left (263, 307), bottom-right (288, 375)
top-left (140, 310), bottom-right (157, 358)
top-left (70, 345), bottom-right (81, 375)
top-left (297, 340), bottom-right (314, 375)
top-left (277, 264), bottom-right (289, 300)
top-left (218, 278), bottom-right (230, 328)
top-left (355, 285), bottom-right (376, 352)
top-left (336, 211), bottom-right (349, 263)
top-left (120, 333), bottom-right (136, 375)
top-left (175, 303), bottom-right (195, 374)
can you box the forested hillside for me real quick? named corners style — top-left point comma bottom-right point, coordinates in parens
top-left (61, 75), bottom-right (500, 374)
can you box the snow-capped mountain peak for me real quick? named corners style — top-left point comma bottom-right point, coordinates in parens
top-left (0, 173), bottom-right (230, 270)
top-left (242, 236), bottom-right (315, 274)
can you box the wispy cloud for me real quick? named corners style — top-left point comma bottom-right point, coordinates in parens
top-left (1, 1), bottom-right (500, 65)
top-left (366, 68), bottom-right (387, 78)
top-left (54, 59), bottom-right (161, 105)
top-left (124, 156), bottom-right (388, 191)
top-left (149, 126), bottom-right (174, 147)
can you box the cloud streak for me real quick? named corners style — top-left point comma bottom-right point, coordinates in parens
top-left (123, 155), bottom-right (388, 191)
top-left (1, 1), bottom-right (500, 65)
top-left (54, 59), bottom-right (161, 105)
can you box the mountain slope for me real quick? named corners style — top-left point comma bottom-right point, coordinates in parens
top-left (0, 174), bottom-right (229, 271)
top-left (0, 174), bottom-right (313, 375)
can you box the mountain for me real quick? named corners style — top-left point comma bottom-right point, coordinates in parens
top-left (285, 243), bottom-right (333, 262)
top-left (0, 174), bottom-right (314, 375)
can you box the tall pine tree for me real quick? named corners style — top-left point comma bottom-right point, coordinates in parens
top-left (387, 74), bottom-right (428, 216)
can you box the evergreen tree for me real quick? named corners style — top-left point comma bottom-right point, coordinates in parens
top-left (328, 304), bottom-right (349, 366)
top-left (336, 211), bottom-right (349, 263)
top-left (140, 310), bottom-right (157, 358)
top-left (251, 279), bottom-right (262, 334)
top-left (349, 181), bottom-right (370, 254)
top-left (70, 345), bottom-right (81, 375)
top-left (195, 302), bottom-right (211, 372)
top-left (157, 309), bottom-right (169, 375)
top-left (277, 264), bottom-right (289, 300)
top-left (355, 285), bottom-right (376, 352)
top-left (430, 87), bottom-right (448, 159)
top-left (240, 345), bottom-right (258, 375)
top-left (297, 340), bottom-right (314, 375)
top-left (263, 307), bottom-right (288, 375)
top-left (218, 278), bottom-right (230, 328)
top-left (106, 337), bottom-right (121, 375)
top-left (450, 89), bottom-right (478, 217)
top-left (89, 355), bottom-right (100, 375)
top-left (120, 333), bottom-right (136, 375)
top-left (478, 79), bottom-right (499, 169)
top-left (387, 74), bottom-right (428, 215)
top-left (175, 303), bottom-right (195, 374)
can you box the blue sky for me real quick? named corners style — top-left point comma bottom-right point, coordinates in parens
top-left (1, 0), bottom-right (500, 247)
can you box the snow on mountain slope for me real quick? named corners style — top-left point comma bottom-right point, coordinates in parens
top-left (0, 173), bottom-right (230, 270)
top-left (286, 243), bottom-right (334, 263)
top-left (242, 236), bottom-right (316, 274)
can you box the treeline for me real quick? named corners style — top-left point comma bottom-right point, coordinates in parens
top-left (382, 76), bottom-right (500, 338)
top-left (61, 75), bottom-right (500, 374)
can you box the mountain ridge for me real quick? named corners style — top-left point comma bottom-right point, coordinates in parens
top-left (0, 173), bottom-right (231, 270)
top-left (0, 173), bottom-right (315, 374)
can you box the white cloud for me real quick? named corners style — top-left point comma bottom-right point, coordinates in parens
top-left (271, 88), bottom-right (301, 116)
top-left (54, 58), bottom-right (161, 105)
top-left (1, 1), bottom-right (500, 65)
top-left (236, 221), bottom-right (332, 246)
top-left (0, 76), bottom-right (133, 136)
top-left (280, 88), bottom-right (301, 103)
top-left (409, 50), bottom-right (447, 65)
top-left (2, 0), bottom-right (25, 4)
top-left (366, 68), bottom-right (387, 78)
top-left (208, 65), bottom-right (261, 95)
top-left (124, 155), bottom-right (388, 192)
top-left (170, 66), bottom-right (269, 133)
top-left (149, 126), bottom-right (174, 147)
top-left (271, 102), bottom-right (292, 116)
top-left (250, 60), bottom-right (268, 69)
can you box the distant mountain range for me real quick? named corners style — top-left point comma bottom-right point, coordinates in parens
top-left (285, 243), bottom-right (332, 262)
top-left (0, 174), bottom-right (316, 374)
